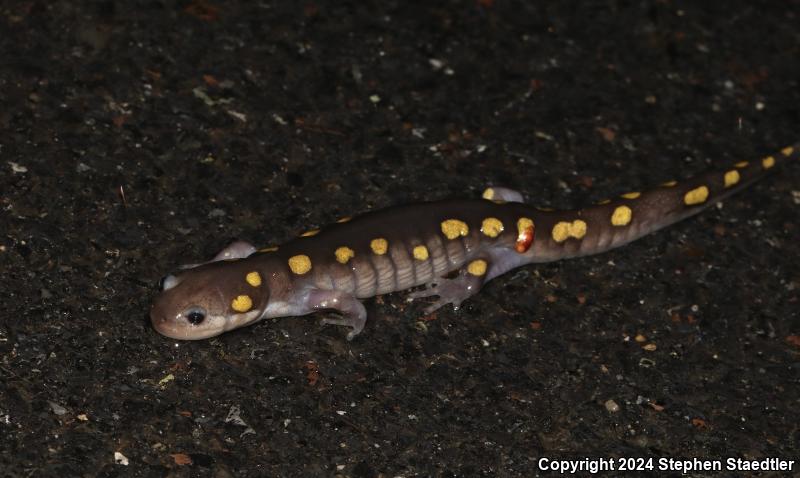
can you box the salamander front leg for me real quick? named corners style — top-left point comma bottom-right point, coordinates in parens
top-left (307, 289), bottom-right (367, 341)
top-left (408, 258), bottom-right (491, 315)
top-left (178, 240), bottom-right (257, 270)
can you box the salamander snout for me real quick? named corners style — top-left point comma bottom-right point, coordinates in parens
top-left (150, 264), bottom-right (269, 340)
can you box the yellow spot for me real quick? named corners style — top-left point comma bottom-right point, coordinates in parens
top-left (370, 238), bottom-right (388, 255)
top-left (258, 246), bottom-right (278, 253)
top-left (413, 245), bottom-right (429, 260)
top-left (723, 170), bottom-right (740, 188)
top-left (336, 216), bottom-right (352, 223)
top-left (231, 295), bottom-right (253, 313)
top-left (246, 272), bottom-right (262, 287)
top-left (335, 246), bottom-right (355, 264)
top-left (611, 206), bottom-right (632, 226)
top-left (441, 219), bottom-right (469, 240)
top-left (621, 192), bottom-right (641, 199)
top-left (661, 180), bottom-right (677, 187)
top-left (467, 259), bottom-right (487, 276)
top-left (301, 229), bottom-right (320, 237)
top-left (480, 217), bottom-right (504, 238)
top-left (482, 188), bottom-right (495, 200)
top-left (288, 255), bottom-right (312, 274)
top-left (517, 217), bottom-right (534, 236)
top-left (781, 146), bottom-right (794, 156)
top-left (762, 156), bottom-right (775, 169)
top-left (551, 220), bottom-right (588, 242)
top-left (684, 186), bottom-right (709, 206)
top-left (734, 161), bottom-right (749, 168)
top-left (596, 199), bottom-right (611, 205)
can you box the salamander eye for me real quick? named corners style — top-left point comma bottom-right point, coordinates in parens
top-left (185, 308), bottom-right (206, 325)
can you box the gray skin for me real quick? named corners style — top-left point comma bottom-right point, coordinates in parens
top-left (150, 145), bottom-right (798, 341)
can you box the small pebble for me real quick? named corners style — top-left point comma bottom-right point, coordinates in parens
top-left (604, 399), bottom-right (620, 413)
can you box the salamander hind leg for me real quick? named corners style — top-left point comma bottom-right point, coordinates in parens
top-left (408, 258), bottom-right (491, 315)
top-left (307, 289), bottom-right (367, 341)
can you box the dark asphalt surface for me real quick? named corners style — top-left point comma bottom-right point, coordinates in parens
top-left (1, 1), bottom-right (799, 476)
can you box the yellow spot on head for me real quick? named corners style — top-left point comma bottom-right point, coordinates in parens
top-left (301, 229), bottom-right (320, 237)
top-left (259, 246), bottom-right (278, 253)
top-left (762, 156), bottom-right (775, 169)
top-left (734, 161), bottom-right (749, 168)
top-left (246, 272), bottom-right (262, 287)
top-left (660, 180), bottom-right (677, 187)
top-left (412, 245), bottom-right (429, 260)
top-left (551, 220), bottom-right (587, 242)
top-left (480, 217), bottom-right (504, 238)
top-left (684, 186), bottom-right (709, 206)
top-left (335, 246), bottom-right (355, 264)
top-left (621, 192), bottom-right (641, 199)
top-left (231, 295), bottom-right (253, 313)
top-left (611, 205), bottom-right (632, 226)
top-left (723, 170), bottom-right (740, 188)
top-left (781, 146), bottom-right (794, 156)
top-left (288, 254), bottom-right (312, 274)
top-left (467, 259), bottom-right (487, 276)
top-left (441, 219), bottom-right (469, 240)
top-left (482, 188), bottom-right (495, 200)
top-left (596, 199), bottom-right (611, 205)
top-left (336, 216), bottom-right (352, 223)
top-left (370, 238), bottom-right (388, 255)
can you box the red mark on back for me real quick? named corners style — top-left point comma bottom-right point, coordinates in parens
top-left (515, 224), bottom-right (535, 253)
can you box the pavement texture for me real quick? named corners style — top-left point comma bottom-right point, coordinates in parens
top-left (1, 1), bottom-right (799, 476)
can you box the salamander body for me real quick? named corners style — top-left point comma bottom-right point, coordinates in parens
top-left (151, 145), bottom-right (798, 340)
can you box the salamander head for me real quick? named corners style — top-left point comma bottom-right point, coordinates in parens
top-left (150, 261), bottom-right (268, 340)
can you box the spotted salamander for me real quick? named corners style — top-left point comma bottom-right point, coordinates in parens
top-left (151, 145), bottom-right (798, 340)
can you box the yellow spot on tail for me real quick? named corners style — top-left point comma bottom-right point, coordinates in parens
top-left (467, 259), bottom-right (487, 276)
top-left (684, 186), bottom-right (709, 206)
top-left (336, 216), bottom-right (352, 223)
top-left (335, 246), bottom-right (355, 264)
top-left (724, 170), bottom-right (740, 188)
top-left (781, 146), bottom-right (794, 156)
top-left (481, 217), bottom-right (504, 238)
top-left (259, 246), bottom-right (278, 253)
top-left (734, 161), bottom-right (749, 168)
top-left (246, 272), bottom-right (262, 287)
top-left (621, 192), bottom-right (641, 199)
top-left (301, 229), bottom-right (320, 237)
top-left (441, 219), bottom-right (469, 240)
top-left (551, 220), bottom-right (587, 242)
top-left (231, 295), bottom-right (253, 313)
top-left (661, 180), bottom-right (677, 187)
top-left (370, 238), bottom-right (388, 255)
top-left (596, 199), bottom-right (611, 205)
top-left (482, 188), bottom-right (495, 200)
top-left (611, 206), bottom-right (632, 226)
top-left (288, 255), bottom-right (312, 274)
top-left (762, 156), bottom-right (775, 169)
top-left (412, 245), bottom-right (429, 260)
